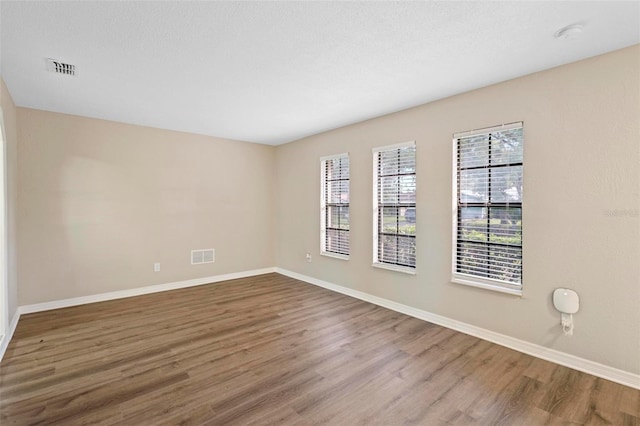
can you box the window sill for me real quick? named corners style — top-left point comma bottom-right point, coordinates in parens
top-left (320, 252), bottom-right (349, 261)
top-left (372, 262), bottom-right (416, 275)
top-left (451, 275), bottom-right (522, 296)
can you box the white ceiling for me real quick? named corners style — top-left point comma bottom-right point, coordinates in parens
top-left (1, 1), bottom-right (639, 145)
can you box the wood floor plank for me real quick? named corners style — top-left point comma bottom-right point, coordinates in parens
top-left (1, 273), bottom-right (638, 425)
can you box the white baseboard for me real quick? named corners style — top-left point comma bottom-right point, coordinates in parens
top-left (1, 267), bottom-right (275, 362)
top-left (275, 267), bottom-right (640, 390)
top-left (18, 267), bottom-right (276, 315)
top-left (0, 309), bottom-right (21, 362)
top-left (4, 266), bottom-right (638, 390)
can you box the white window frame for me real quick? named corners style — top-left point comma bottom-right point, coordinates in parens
top-left (451, 122), bottom-right (523, 296)
top-left (0, 109), bottom-right (7, 343)
top-left (320, 153), bottom-right (350, 260)
top-left (372, 141), bottom-right (416, 274)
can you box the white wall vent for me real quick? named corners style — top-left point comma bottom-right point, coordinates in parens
top-left (191, 248), bottom-right (215, 265)
top-left (46, 58), bottom-right (76, 76)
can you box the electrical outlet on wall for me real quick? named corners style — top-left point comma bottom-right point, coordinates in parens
top-left (306, 253), bottom-right (312, 263)
top-left (154, 262), bottom-right (161, 272)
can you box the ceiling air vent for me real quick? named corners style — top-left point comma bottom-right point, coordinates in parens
top-left (46, 58), bottom-right (76, 76)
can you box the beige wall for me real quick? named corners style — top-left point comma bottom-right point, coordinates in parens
top-left (17, 109), bottom-right (276, 304)
top-left (0, 78), bottom-right (19, 326)
top-left (9, 46), bottom-right (640, 375)
top-left (275, 45), bottom-right (640, 374)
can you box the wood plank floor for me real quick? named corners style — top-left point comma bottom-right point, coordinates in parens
top-left (1, 273), bottom-right (639, 425)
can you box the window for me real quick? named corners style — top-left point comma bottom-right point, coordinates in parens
top-left (453, 122), bottom-right (523, 294)
top-left (321, 154), bottom-right (350, 258)
top-left (373, 142), bottom-right (416, 272)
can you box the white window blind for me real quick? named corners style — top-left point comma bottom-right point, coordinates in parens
top-left (373, 142), bottom-right (416, 270)
top-left (321, 154), bottom-right (350, 257)
top-left (453, 123), bottom-right (523, 291)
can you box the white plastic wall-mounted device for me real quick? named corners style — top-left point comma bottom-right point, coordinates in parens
top-left (553, 288), bottom-right (580, 336)
top-left (553, 288), bottom-right (579, 313)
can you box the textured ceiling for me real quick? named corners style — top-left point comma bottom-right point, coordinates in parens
top-left (1, 1), bottom-right (639, 145)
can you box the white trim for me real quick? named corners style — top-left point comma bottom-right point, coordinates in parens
top-left (0, 308), bottom-right (20, 362)
top-left (372, 262), bottom-right (416, 275)
top-left (320, 156), bottom-right (325, 255)
top-left (452, 275), bottom-right (522, 296)
top-left (319, 152), bottom-right (349, 162)
top-left (320, 252), bottom-right (349, 261)
top-left (453, 121), bottom-right (523, 139)
top-left (372, 151), bottom-right (378, 265)
top-left (274, 267), bottom-right (640, 390)
top-left (18, 267), bottom-right (276, 315)
top-left (371, 140), bottom-right (415, 153)
top-left (451, 137), bottom-right (457, 290)
top-left (0, 108), bottom-right (8, 340)
top-left (0, 268), bottom-right (275, 361)
top-left (4, 267), bottom-right (638, 390)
